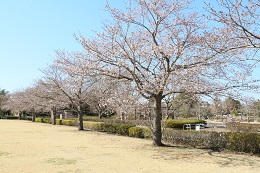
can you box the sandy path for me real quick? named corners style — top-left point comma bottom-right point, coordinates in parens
top-left (0, 120), bottom-right (259, 173)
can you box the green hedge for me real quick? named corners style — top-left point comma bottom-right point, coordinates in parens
top-left (129, 126), bottom-right (152, 139)
top-left (43, 118), bottom-right (51, 124)
top-left (165, 119), bottom-right (206, 129)
top-left (100, 123), bottom-right (134, 136)
top-left (62, 119), bottom-right (77, 126)
top-left (35, 117), bottom-right (43, 122)
top-left (226, 132), bottom-right (260, 154)
top-left (83, 121), bottom-right (104, 131)
top-left (56, 119), bottom-right (62, 125)
top-left (35, 117), bottom-right (52, 124)
top-left (163, 129), bottom-right (260, 155)
top-left (163, 129), bottom-right (226, 150)
top-left (129, 127), bottom-right (144, 138)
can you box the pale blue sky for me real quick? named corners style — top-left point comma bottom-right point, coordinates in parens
top-left (0, 0), bottom-right (122, 92)
top-left (0, 0), bottom-right (259, 99)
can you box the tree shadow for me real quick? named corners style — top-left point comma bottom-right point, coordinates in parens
top-left (207, 150), bottom-right (260, 168)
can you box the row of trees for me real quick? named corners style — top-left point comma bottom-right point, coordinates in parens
top-left (1, 0), bottom-right (260, 146)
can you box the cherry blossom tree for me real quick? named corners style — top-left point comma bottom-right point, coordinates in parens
top-left (31, 80), bottom-right (68, 124)
top-left (65, 0), bottom-right (258, 146)
top-left (41, 53), bottom-right (99, 130)
top-left (6, 87), bottom-right (45, 121)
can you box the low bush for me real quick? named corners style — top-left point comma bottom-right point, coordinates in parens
top-left (83, 121), bottom-right (104, 131)
top-left (226, 132), bottom-right (260, 154)
top-left (165, 119), bottom-right (206, 129)
top-left (42, 117), bottom-right (51, 124)
top-left (129, 127), bottom-right (145, 138)
top-left (35, 117), bottom-right (52, 124)
top-left (35, 117), bottom-right (43, 122)
top-left (62, 119), bottom-right (77, 126)
top-left (163, 129), bottom-right (260, 155)
top-left (163, 129), bottom-right (227, 150)
top-left (56, 119), bottom-right (62, 125)
top-left (129, 126), bottom-right (152, 139)
top-left (101, 123), bottom-right (135, 136)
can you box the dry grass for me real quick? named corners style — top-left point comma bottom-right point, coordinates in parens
top-left (0, 120), bottom-right (260, 173)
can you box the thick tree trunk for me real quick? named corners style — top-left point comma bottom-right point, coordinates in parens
top-left (77, 105), bottom-right (84, 130)
top-left (152, 93), bottom-right (163, 146)
top-left (78, 113), bottom-right (84, 130)
top-left (51, 108), bottom-right (56, 125)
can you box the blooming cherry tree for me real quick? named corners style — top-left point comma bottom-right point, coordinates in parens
top-left (64, 0), bottom-right (258, 145)
top-left (41, 53), bottom-right (98, 130)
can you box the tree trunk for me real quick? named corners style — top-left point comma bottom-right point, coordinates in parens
top-left (171, 111), bottom-right (175, 119)
top-left (32, 113), bottom-right (36, 122)
top-left (152, 93), bottom-right (163, 146)
top-left (98, 111), bottom-right (103, 119)
top-left (77, 106), bottom-right (84, 130)
top-left (18, 112), bottom-right (21, 120)
top-left (51, 108), bottom-right (56, 125)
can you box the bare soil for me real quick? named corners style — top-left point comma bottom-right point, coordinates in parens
top-left (0, 120), bottom-right (259, 173)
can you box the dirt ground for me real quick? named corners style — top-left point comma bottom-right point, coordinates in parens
top-left (0, 120), bottom-right (260, 173)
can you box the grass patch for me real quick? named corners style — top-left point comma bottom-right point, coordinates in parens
top-left (46, 158), bottom-right (77, 165)
top-left (0, 151), bottom-right (10, 156)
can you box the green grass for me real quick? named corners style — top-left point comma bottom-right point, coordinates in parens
top-left (46, 158), bottom-right (77, 165)
top-left (0, 151), bottom-right (10, 156)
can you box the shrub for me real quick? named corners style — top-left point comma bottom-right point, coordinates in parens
top-left (165, 119), bottom-right (206, 129)
top-left (226, 132), bottom-right (260, 154)
top-left (62, 119), bottom-right (77, 126)
top-left (42, 117), bottom-right (51, 124)
top-left (56, 119), bottom-right (62, 125)
top-left (35, 117), bottom-right (43, 122)
top-left (129, 127), bottom-right (145, 138)
top-left (163, 129), bottom-right (228, 150)
top-left (163, 129), bottom-right (260, 155)
top-left (129, 126), bottom-right (152, 139)
top-left (143, 127), bottom-right (152, 138)
top-left (83, 121), bottom-right (104, 131)
top-left (35, 117), bottom-right (52, 124)
top-left (100, 123), bottom-right (135, 136)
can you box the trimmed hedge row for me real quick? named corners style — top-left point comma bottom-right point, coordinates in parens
top-left (35, 117), bottom-right (52, 124)
top-left (83, 121), bottom-right (103, 131)
top-left (62, 119), bottom-right (77, 126)
top-left (163, 129), bottom-right (260, 155)
top-left (100, 123), bottom-right (135, 136)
